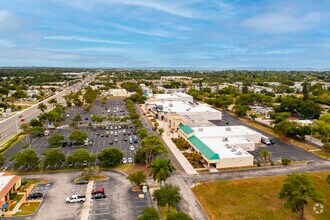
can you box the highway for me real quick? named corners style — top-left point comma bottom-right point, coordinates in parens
top-left (0, 75), bottom-right (94, 145)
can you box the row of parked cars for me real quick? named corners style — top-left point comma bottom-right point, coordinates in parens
top-left (66, 187), bottom-right (106, 203)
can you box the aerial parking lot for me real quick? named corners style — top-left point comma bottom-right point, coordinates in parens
top-left (9, 171), bottom-right (151, 220)
top-left (3, 97), bottom-right (141, 170)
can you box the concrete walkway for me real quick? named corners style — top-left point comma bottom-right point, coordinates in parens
top-left (306, 135), bottom-right (323, 148)
top-left (6, 183), bottom-right (36, 215)
top-left (80, 180), bottom-right (94, 220)
top-left (162, 134), bottom-right (198, 175)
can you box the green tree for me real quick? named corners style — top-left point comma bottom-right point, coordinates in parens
top-left (137, 128), bottom-right (148, 140)
top-left (279, 173), bottom-right (322, 220)
top-left (154, 122), bottom-right (159, 129)
top-left (38, 103), bottom-right (47, 113)
top-left (69, 121), bottom-right (78, 129)
top-left (302, 81), bottom-right (308, 100)
top-left (127, 171), bottom-right (146, 188)
top-left (83, 87), bottom-right (98, 105)
top-left (67, 148), bottom-right (94, 165)
top-left (48, 134), bottom-right (65, 147)
top-left (0, 154), bottom-right (5, 165)
top-left (20, 123), bottom-right (31, 134)
top-left (281, 158), bottom-right (291, 165)
top-left (30, 119), bottom-right (42, 127)
top-left (322, 143), bottom-right (330, 159)
top-left (29, 126), bottom-right (45, 136)
top-left (141, 135), bottom-right (167, 170)
top-left (43, 149), bottom-right (66, 166)
top-left (91, 115), bottom-right (104, 123)
top-left (135, 148), bottom-right (147, 165)
top-left (97, 148), bottom-right (123, 167)
top-left (158, 128), bottom-right (164, 136)
top-left (137, 207), bottom-right (160, 220)
top-left (167, 211), bottom-right (193, 220)
top-left (233, 104), bottom-right (249, 116)
top-left (69, 130), bottom-right (88, 144)
top-left (48, 98), bottom-right (57, 107)
top-left (13, 149), bottom-right (39, 169)
top-left (326, 175), bottom-right (330, 186)
top-left (149, 158), bottom-right (175, 186)
top-left (153, 184), bottom-right (181, 213)
top-left (260, 150), bottom-right (269, 163)
top-left (72, 114), bottom-right (82, 122)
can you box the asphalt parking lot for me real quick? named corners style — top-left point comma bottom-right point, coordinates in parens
top-left (3, 97), bottom-right (141, 170)
top-left (7, 171), bottom-right (151, 220)
top-left (211, 111), bottom-right (321, 162)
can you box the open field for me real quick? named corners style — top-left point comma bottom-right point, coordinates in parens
top-left (193, 171), bottom-right (330, 220)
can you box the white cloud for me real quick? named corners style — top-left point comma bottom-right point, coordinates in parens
top-left (107, 0), bottom-right (199, 18)
top-left (0, 10), bottom-right (10, 23)
top-left (244, 12), bottom-right (323, 33)
top-left (110, 23), bottom-right (171, 37)
top-left (0, 39), bottom-right (16, 47)
top-left (55, 0), bottom-right (200, 18)
top-left (44, 36), bottom-right (133, 45)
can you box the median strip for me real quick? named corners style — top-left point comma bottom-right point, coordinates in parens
top-left (80, 180), bottom-right (94, 220)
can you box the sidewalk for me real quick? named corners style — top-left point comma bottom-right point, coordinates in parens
top-left (305, 135), bottom-right (323, 148)
top-left (6, 183), bottom-right (36, 215)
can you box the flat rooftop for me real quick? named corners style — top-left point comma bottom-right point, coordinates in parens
top-left (200, 137), bottom-right (253, 159)
top-left (192, 126), bottom-right (259, 138)
top-left (148, 101), bottom-right (219, 113)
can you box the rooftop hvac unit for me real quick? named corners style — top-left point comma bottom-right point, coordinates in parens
top-left (169, 103), bottom-right (173, 107)
top-left (225, 144), bottom-right (232, 149)
top-left (186, 109), bottom-right (190, 111)
top-left (223, 137), bottom-right (228, 142)
top-left (236, 151), bottom-right (242, 155)
top-left (198, 128), bottom-right (204, 132)
top-left (225, 127), bottom-right (231, 131)
top-left (231, 148), bottom-right (237, 152)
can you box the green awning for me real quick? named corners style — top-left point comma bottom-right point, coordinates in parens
top-left (188, 135), bottom-right (220, 160)
top-left (179, 123), bottom-right (194, 135)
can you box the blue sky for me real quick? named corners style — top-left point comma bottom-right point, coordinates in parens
top-left (1, 0), bottom-right (330, 69)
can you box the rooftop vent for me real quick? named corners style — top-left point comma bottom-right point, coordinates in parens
top-left (231, 148), bottom-right (237, 152)
top-left (225, 127), bottom-right (231, 131)
top-left (198, 128), bottom-right (204, 132)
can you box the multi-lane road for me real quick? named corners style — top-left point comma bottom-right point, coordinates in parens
top-left (0, 76), bottom-right (94, 145)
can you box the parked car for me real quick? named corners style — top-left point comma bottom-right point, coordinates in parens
top-left (114, 132), bottom-right (118, 136)
top-left (106, 126), bottom-right (109, 130)
top-left (66, 195), bottom-right (86, 203)
top-left (27, 192), bottom-right (43, 200)
top-left (152, 127), bottom-right (156, 131)
top-left (128, 158), bottom-right (133, 163)
top-left (122, 158), bottom-right (127, 164)
top-left (123, 137), bottom-right (128, 141)
top-left (93, 127), bottom-right (97, 131)
top-left (92, 193), bottom-right (106, 200)
top-left (130, 145), bottom-right (135, 151)
top-left (109, 140), bottom-right (114, 145)
top-left (61, 142), bottom-right (68, 147)
top-left (68, 142), bottom-right (72, 146)
top-left (76, 180), bottom-right (89, 185)
top-left (91, 188), bottom-right (105, 195)
top-left (114, 138), bottom-right (118, 142)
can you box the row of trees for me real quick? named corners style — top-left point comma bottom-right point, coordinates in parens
top-left (13, 147), bottom-right (124, 169)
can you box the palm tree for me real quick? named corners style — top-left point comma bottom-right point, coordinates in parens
top-left (153, 184), bottom-right (181, 213)
top-left (38, 103), bottom-right (47, 113)
top-left (48, 98), bottom-right (57, 107)
top-left (149, 158), bottom-right (175, 186)
top-left (260, 150), bottom-right (269, 163)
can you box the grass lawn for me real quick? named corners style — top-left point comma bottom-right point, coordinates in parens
top-left (13, 202), bottom-right (40, 216)
top-left (75, 175), bottom-right (108, 182)
top-left (193, 171), bottom-right (330, 220)
top-left (312, 150), bottom-right (330, 160)
top-left (108, 163), bottom-right (147, 175)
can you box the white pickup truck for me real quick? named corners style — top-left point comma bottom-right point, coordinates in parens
top-left (66, 195), bottom-right (86, 203)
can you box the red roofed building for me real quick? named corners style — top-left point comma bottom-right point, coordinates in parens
top-left (0, 173), bottom-right (21, 208)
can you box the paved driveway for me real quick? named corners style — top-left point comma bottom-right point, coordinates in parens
top-left (211, 111), bottom-right (321, 162)
top-left (8, 171), bottom-right (151, 220)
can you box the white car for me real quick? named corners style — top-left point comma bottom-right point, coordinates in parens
top-left (130, 146), bottom-right (135, 151)
top-left (110, 131), bottom-right (113, 135)
top-left (128, 158), bottom-right (133, 163)
top-left (114, 132), bottom-right (118, 136)
top-left (122, 158), bottom-right (127, 164)
top-left (66, 114), bottom-right (70, 118)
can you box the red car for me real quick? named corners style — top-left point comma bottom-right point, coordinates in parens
top-left (91, 188), bottom-right (104, 195)
top-left (20, 118), bottom-right (25, 122)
